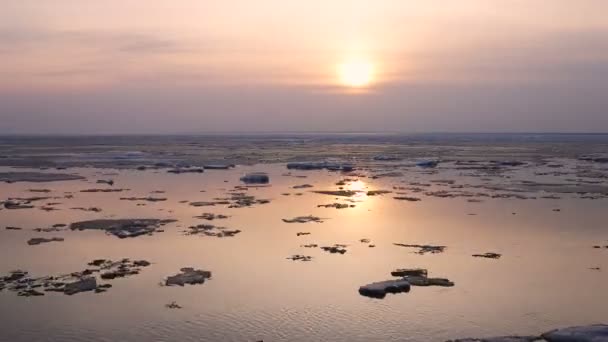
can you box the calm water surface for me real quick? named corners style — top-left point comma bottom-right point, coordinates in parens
top-left (0, 163), bottom-right (607, 342)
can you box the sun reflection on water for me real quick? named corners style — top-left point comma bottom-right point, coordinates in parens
top-left (345, 179), bottom-right (367, 193)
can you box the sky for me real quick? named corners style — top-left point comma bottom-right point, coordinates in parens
top-left (0, 0), bottom-right (607, 134)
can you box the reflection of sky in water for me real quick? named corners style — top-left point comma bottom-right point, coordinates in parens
top-left (0, 165), bottom-right (607, 342)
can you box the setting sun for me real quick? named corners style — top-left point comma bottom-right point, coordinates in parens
top-left (338, 60), bottom-right (375, 88)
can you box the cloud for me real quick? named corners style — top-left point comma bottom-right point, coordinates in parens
top-left (0, 28), bottom-right (209, 86)
top-left (0, 28), bottom-right (191, 54)
top-left (1, 73), bottom-right (607, 134)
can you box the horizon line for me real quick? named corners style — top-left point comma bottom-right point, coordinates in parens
top-left (1, 131), bottom-right (608, 137)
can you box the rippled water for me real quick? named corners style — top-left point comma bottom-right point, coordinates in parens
top-left (1, 162), bottom-right (607, 342)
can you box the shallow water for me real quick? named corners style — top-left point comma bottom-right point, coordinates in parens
top-left (1, 141), bottom-right (608, 341)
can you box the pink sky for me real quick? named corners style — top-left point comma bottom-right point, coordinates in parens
top-left (1, 0), bottom-right (607, 133)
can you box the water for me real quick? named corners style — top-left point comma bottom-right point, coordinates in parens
top-left (0, 134), bottom-right (607, 341)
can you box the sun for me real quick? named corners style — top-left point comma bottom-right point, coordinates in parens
top-left (338, 60), bottom-right (375, 88)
